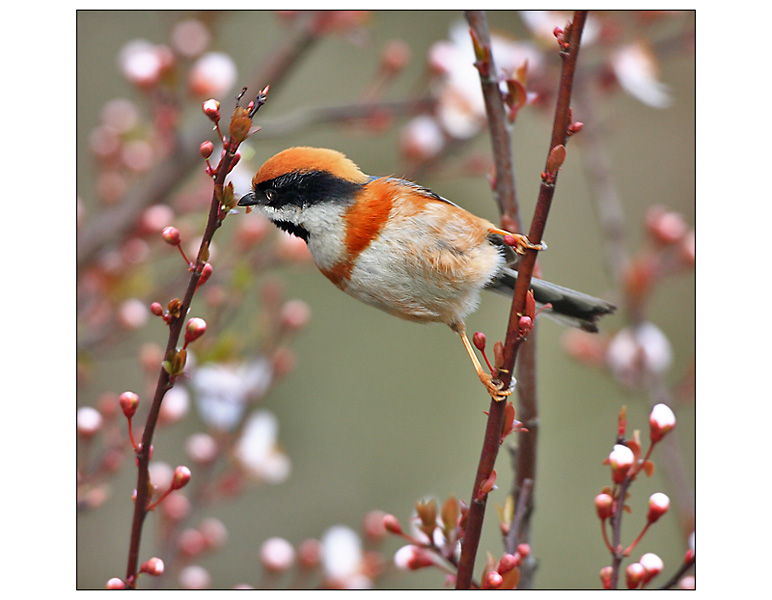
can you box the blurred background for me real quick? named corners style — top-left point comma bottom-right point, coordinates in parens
top-left (76, 10), bottom-right (695, 589)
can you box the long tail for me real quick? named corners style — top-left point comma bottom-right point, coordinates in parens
top-left (487, 267), bottom-right (616, 333)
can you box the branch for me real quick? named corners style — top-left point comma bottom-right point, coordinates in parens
top-left (123, 89), bottom-right (268, 589)
top-left (455, 11), bottom-right (588, 590)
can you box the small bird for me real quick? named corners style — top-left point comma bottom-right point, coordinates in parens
top-left (238, 147), bottom-right (614, 400)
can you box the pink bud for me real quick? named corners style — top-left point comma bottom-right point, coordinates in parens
top-left (497, 553), bottom-right (519, 574)
top-left (483, 570), bottom-right (503, 589)
top-left (383, 513), bottom-right (403, 535)
top-left (162, 226), bottom-right (181, 246)
top-left (171, 465), bottom-right (191, 490)
top-left (394, 545), bottom-right (434, 570)
top-left (608, 444), bottom-right (634, 483)
top-left (199, 140), bottom-right (214, 158)
top-left (599, 566), bottom-right (613, 589)
top-left (150, 301), bottom-right (164, 317)
top-left (140, 557), bottom-right (165, 576)
top-left (649, 403), bottom-right (676, 443)
top-left (119, 391), bottom-right (140, 418)
top-left (106, 578), bottom-right (126, 589)
top-left (594, 493), bottom-right (614, 520)
top-left (626, 562), bottom-right (646, 589)
top-left (202, 98), bottom-right (221, 122)
top-left (640, 552), bottom-right (663, 583)
top-left (473, 331), bottom-right (487, 351)
top-left (184, 317), bottom-right (207, 345)
top-left (647, 492), bottom-right (670, 523)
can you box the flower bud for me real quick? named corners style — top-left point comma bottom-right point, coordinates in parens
top-left (382, 513), bottom-right (403, 535)
top-left (199, 140), bottom-right (214, 159)
top-left (599, 566), bottom-right (613, 589)
top-left (594, 493), bottom-right (614, 520)
top-left (472, 331), bottom-right (486, 351)
top-left (106, 578), bottom-right (126, 589)
top-left (171, 465), bottom-right (191, 490)
top-left (119, 391), bottom-right (140, 418)
top-left (649, 403), bottom-right (676, 443)
top-left (202, 98), bottom-right (220, 122)
top-left (608, 444), bottom-right (634, 483)
top-left (640, 552), bottom-right (663, 583)
top-left (162, 226), bottom-right (181, 246)
top-left (483, 570), bottom-right (503, 589)
top-left (184, 317), bottom-right (207, 345)
top-left (626, 562), bottom-right (645, 589)
top-left (394, 545), bottom-right (434, 570)
top-left (150, 301), bottom-right (164, 317)
top-left (140, 557), bottom-right (165, 576)
top-left (647, 492), bottom-right (670, 523)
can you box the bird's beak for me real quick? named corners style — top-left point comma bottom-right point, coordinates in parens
top-left (237, 191), bottom-right (257, 207)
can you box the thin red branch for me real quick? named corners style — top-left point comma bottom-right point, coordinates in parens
top-left (455, 11), bottom-right (588, 590)
top-left (123, 91), bottom-right (267, 588)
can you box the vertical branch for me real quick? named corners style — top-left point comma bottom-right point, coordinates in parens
top-left (124, 90), bottom-right (268, 588)
top-left (455, 11), bottom-right (588, 590)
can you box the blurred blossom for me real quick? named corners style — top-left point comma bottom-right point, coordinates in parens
top-left (191, 359), bottom-right (272, 430)
top-left (178, 565), bottom-right (212, 589)
top-left (188, 52), bottom-right (237, 97)
top-left (260, 537), bottom-right (296, 572)
top-left (139, 203), bottom-right (175, 234)
top-left (607, 322), bottom-right (672, 387)
top-left (234, 410), bottom-right (290, 483)
top-left (275, 229), bottom-right (313, 262)
top-left (320, 525), bottom-right (371, 589)
top-left (117, 298), bottom-right (149, 330)
top-left (158, 385), bottom-right (190, 424)
top-left (119, 40), bottom-right (164, 87)
top-left (148, 461), bottom-right (174, 491)
top-left (611, 41), bottom-right (672, 108)
top-left (121, 139), bottom-right (155, 172)
top-left (427, 21), bottom-right (544, 140)
top-left (101, 98), bottom-right (140, 133)
top-left (400, 115), bottom-right (445, 162)
top-left (171, 19), bottom-right (211, 58)
top-left (77, 406), bottom-right (103, 437)
top-left (185, 432), bottom-right (219, 465)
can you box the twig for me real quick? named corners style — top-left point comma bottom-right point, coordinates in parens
top-left (123, 90), bottom-right (268, 588)
top-left (455, 10), bottom-right (588, 590)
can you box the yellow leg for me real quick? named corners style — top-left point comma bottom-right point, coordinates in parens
top-left (451, 322), bottom-right (511, 402)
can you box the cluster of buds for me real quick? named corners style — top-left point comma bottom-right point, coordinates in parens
top-left (597, 404), bottom-right (677, 587)
top-left (386, 495), bottom-right (468, 579)
top-left (481, 544), bottom-right (530, 589)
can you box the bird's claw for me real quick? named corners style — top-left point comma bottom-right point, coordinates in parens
top-left (480, 373), bottom-right (512, 402)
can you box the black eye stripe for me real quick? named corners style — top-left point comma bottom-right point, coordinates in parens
top-left (256, 171), bottom-right (364, 208)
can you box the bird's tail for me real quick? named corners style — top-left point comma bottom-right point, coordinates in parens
top-left (487, 267), bottom-right (616, 333)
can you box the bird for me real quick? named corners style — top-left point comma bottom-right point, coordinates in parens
top-left (238, 147), bottom-right (615, 401)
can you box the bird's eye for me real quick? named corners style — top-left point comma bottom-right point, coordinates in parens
top-left (264, 189), bottom-right (277, 203)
